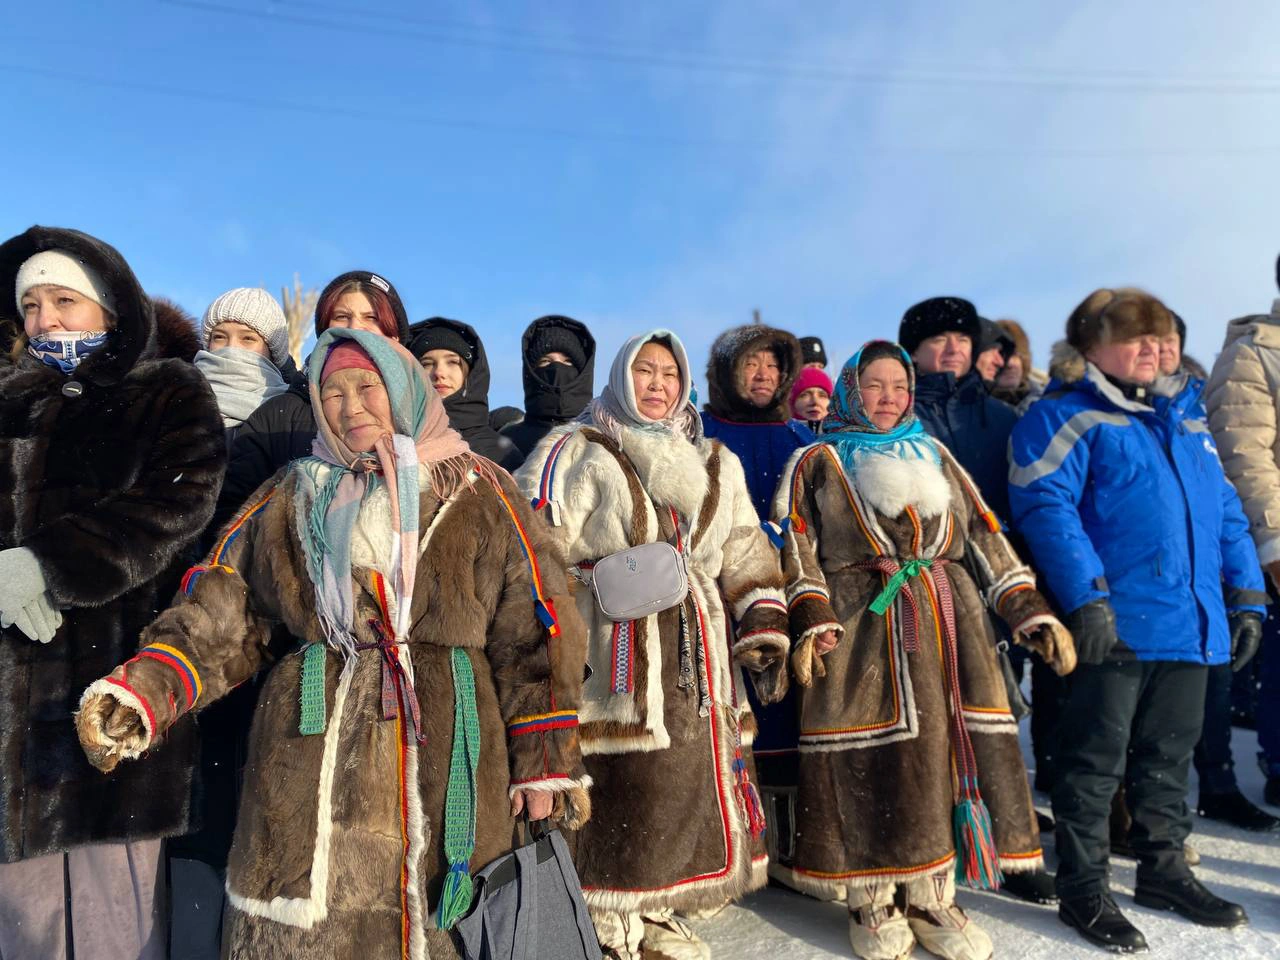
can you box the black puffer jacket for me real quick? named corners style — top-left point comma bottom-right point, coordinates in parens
top-left (0, 226), bottom-right (225, 862)
top-left (914, 369), bottom-right (1018, 522)
top-left (212, 270), bottom-right (411, 532)
top-left (406, 317), bottom-right (521, 469)
top-left (500, 315), bottom-right (596, 464)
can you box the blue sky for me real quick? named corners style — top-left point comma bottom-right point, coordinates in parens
top-left (6, 0), bottom-right (1280, 405)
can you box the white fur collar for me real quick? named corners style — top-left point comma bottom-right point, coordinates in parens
top-left (615, 425), bottom-right (709, 518)
top-left (851, 452), bottom-right (951, 519)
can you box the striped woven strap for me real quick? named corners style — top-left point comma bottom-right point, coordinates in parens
top-left (436, 647), bottom-right (480, 930)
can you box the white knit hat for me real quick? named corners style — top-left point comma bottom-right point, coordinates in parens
top-left (16, 249), bottom-right (117, 316)
top-left (201, 287), bottom-right (289, 366)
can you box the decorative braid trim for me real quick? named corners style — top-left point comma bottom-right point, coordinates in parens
top-left (135, 643), bottom-right (203, 710)
top-left (506, 710), bottom-right (579, 736)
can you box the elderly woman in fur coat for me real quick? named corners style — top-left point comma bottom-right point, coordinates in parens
top-left (774, 342), bottom-right (1076, 960)
top-left (0, 226), bottom-right (225, 960)
top-left (517, 330), bottom-right (791, 960)
top-left (77, 328), bottom-right (590, 960)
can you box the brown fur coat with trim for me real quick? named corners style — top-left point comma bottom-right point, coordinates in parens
top-left (0, 225), bottom-right (225, 863)
top-left (774, 441), bottom-right (1071, 895)
top-left (515, 423), bottom-right (790, 914)
top-left (78, 467), bottom-right (589, 960)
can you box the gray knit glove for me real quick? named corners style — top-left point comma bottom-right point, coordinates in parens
top-left (0, 547), bottom-right (62, 643)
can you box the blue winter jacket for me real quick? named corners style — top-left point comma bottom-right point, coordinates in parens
top-left (1009, 362), bottom-right (1266, 665)
top-left (701, 414), bottom-right (814, 522)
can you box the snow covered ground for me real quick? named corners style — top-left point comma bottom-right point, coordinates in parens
top-left (693, 724), bottom-right (1280, 959)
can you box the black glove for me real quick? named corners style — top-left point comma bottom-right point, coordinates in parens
top-left (1229, 611), bottom-right (1263, 673)
top-left (1063, 599), bottom-right (1118, 666)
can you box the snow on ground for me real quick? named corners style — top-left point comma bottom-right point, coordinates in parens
top-left (692, 724), bottom-right (1280, 959)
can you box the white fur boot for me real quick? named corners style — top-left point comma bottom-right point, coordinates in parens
top-left (904, 871), bottom-right (993, 960)
top-left (847, 882), bottom-right (915, 960)
top-left (592, 908), bottom-right (644, 960)
top-left (640, 910), bottom-right (711, 960)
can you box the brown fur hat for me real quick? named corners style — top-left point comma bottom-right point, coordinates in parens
top-left (995, 319), bottom-right (1031, 381)
top-left (1066, 288), bottom-right (1174, 353)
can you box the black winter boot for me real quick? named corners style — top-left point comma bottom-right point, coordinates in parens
top-left (1266, 775), bottom-right (1280, 807)
top-left (1000, 869), bottom-right (1058, 905)
top-left (1133, 875), bottom-right (1248, 928)
top-left (1059, 893), bottom-right (1148, 953)
top-left (1196, 789), bottom-right (1280, 832)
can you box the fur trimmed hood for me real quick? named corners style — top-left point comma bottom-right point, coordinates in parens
top-left (0, 225), bottom-right (155, 385)
top-left (150, 296), bottom-right (202, 362)
top-left (1048, 339), bottom-right (1087, 384)
top-left (704, 324), bottom-right (804, 423)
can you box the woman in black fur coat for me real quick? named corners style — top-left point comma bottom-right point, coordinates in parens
top-left (0, 226), bottom-right (224, 959)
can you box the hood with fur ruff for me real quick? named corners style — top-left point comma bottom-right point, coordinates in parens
top-left (703, 323), bottom-right (804, 423)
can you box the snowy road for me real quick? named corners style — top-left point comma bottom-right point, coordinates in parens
top-left (692, 727), bottom-right (1279, 959)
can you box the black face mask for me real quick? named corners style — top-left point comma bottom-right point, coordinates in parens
top-left (533, 360), bottom-right (578, 389)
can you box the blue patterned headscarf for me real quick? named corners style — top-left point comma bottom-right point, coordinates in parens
top-left (822, 340), bottom-right (940, 473)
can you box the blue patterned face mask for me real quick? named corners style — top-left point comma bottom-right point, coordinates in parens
top-left (27, 330), bottom-right (110, 373)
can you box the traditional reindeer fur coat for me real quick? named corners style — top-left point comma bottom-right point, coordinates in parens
top-left (516, 422), bottom-right (791, 915)
top-left (774, 441), bottom-right (1054, 896)
top-left (0, 225), bottom-right (225, 863)
top-left (78, 468), bottom-right (589, 960)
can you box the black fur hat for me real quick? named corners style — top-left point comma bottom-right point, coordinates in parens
top-left (898, 297), bottom-right (982, 355)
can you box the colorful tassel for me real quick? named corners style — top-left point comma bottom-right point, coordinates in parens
top-left (733, 753), bottom-right (768, 839)
top-left (789, 510), bottom-right (807, 535)
top-left (952, 791), bottom-right (1003, 890)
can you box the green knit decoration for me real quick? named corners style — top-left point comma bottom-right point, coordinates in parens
top-left (436, 647), bottom-right (480, 930)
top-left (299, 642), bottom-right (327, 736)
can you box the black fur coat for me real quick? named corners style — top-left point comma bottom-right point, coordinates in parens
top-left (0, 225), bottom-right (225, 862)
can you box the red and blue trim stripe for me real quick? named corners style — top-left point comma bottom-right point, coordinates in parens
top-left (506, 710), bottom-right (579, 736)
top-left (530, 431), bottom-right (573, 513)
top-left (788, 589), bottom-right (829, 609)
top-left (209, 488), bottom-right (276, 565)
top-left (136, 643), bottom-right (203, 709)
top-left (490, 480), bottom-right (561, 638)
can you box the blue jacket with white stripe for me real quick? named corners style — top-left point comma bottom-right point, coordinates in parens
top-left (1009, 356), bottom-right (1265, 665)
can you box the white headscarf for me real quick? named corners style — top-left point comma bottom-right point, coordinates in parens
top-left (582, 329), bottom-right (700, 442)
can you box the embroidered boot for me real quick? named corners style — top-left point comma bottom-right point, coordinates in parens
top-left (640, 910), bottom-right (711, 960)
top-left (592, 908), bottom-right (644, 960)
top-left (904, 871), bottom-right (993, 960)
top-left (847, 882), bottom-right (915, 960)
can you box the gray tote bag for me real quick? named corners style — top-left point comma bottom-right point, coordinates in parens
top-left (455, 823), bottom-right (602, 960)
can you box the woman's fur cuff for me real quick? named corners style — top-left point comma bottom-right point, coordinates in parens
top-left (509, 775), bottom-right (594, 830)
top-left (1012, 615), bottom-right (1077, 676)
top-left (76, 678), bottom-right (155, 771)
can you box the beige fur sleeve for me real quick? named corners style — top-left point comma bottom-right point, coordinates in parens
top-left (772, 445), bottom-right (843, 644)
top-left (1206, 340), bottom-right (1280, 565)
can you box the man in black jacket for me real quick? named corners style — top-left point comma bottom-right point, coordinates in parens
top-left (900, 296), bottom-right (1019, 522)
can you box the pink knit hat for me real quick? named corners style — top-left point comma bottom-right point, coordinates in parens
top-left (790, 367), bottom-right (834, 404)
